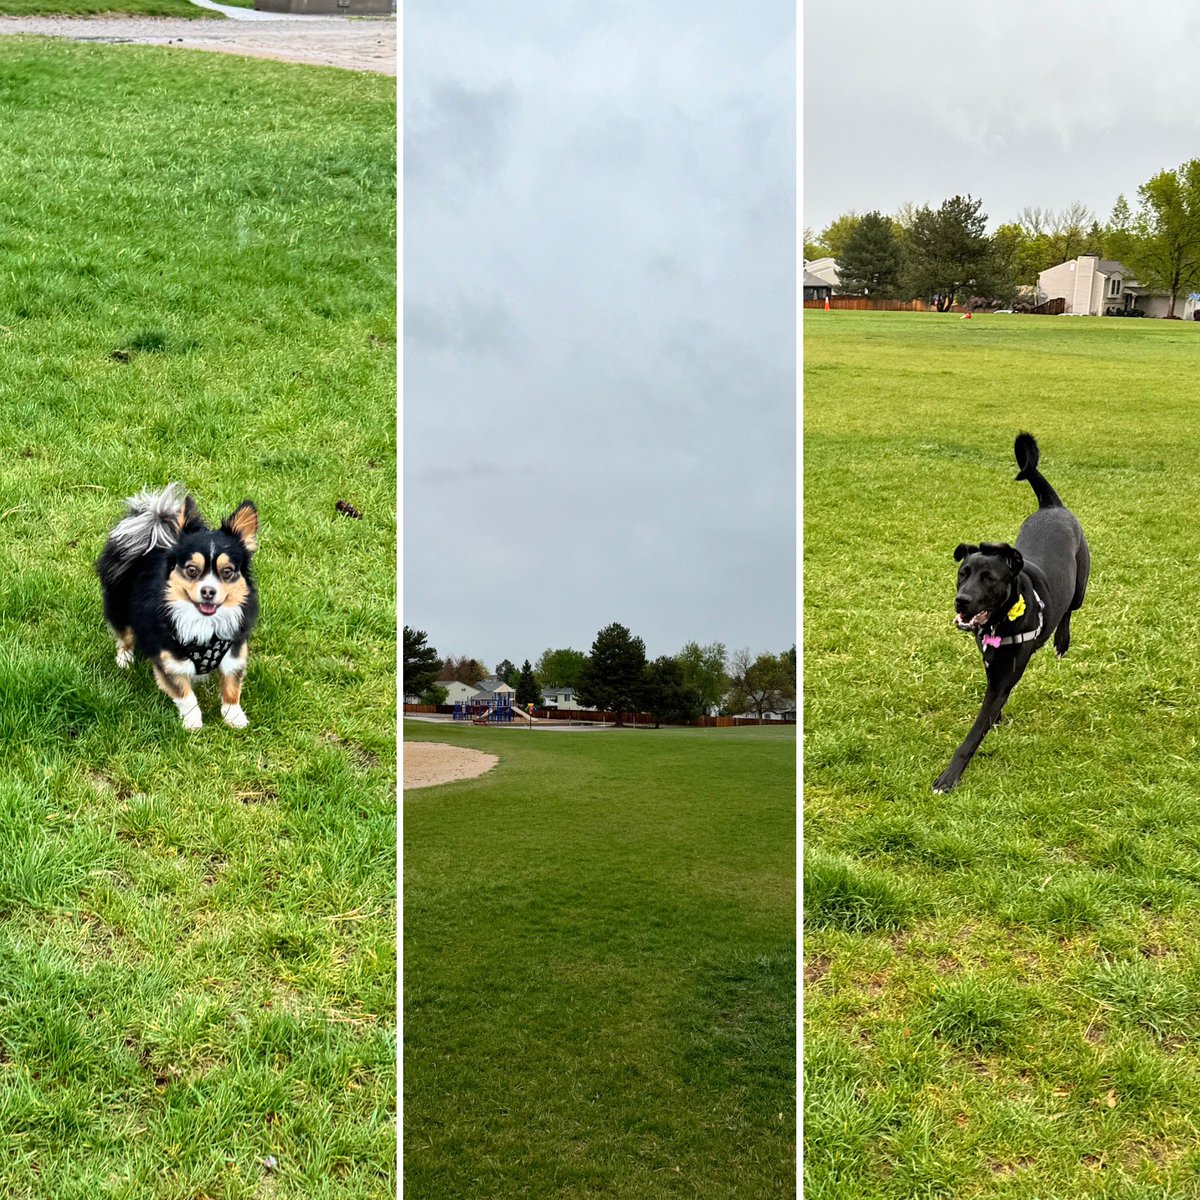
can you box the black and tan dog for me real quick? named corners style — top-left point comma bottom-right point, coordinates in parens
top-left (934, 434), bottom-right (1089, 793)
top-left (97, 485), bottom-right (259, 730)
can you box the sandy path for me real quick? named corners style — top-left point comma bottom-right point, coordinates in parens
top-left (404, 742), bottom-right (498, 790)
top-left (0, 13), bottom-right (396, 74)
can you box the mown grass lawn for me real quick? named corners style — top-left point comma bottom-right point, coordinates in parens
top-left (0, 42), bottom-right (395, 1199)
top-left (805, 311), bottom-right (1200, 1198)
top-left (403, 721), bottom-right (796, 1198)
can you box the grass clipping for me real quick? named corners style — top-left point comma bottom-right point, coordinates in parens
top-left (404, 742), bottom-right (498, 790)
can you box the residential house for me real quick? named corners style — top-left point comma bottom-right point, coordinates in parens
top-left (803, 257), bottom-right (841, 291)
top-left (541, 685), bottom-right (593, 711)
top-left (803, 269), bottom-right (832, 303)
top-left (437, 680), bottom-right (480, 705)
top-left (1038, 255), bottom-right (1198, 319)
top-left (472, 676), bottom-right (517, 703)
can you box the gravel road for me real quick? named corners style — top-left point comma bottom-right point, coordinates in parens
top-left (0, 11), bottom-right (395, 74)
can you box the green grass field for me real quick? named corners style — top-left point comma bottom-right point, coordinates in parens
top-left (805, 311), bottom-right (1200, 1198)
top-left (403, 721), bottom-right (796, 1198)
top-left (0, 42), bottom-right (395, 1198)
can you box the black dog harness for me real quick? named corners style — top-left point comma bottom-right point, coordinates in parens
top-left (183, 638), bottom-right (232, 675)
top-left (976, 587), bottom-right (1045, 661)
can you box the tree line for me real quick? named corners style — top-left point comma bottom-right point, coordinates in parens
top-left (403, 625), bottom-right (796, 726)
top-left (805, 157), bottom-right (1200, 317)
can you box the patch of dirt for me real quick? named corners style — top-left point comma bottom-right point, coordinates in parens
top-left (404, 742), bottom-right (498, 790)
top-left (803, 955), bottom-right (832, 985)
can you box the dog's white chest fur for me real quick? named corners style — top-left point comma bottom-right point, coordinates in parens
top-left (168, 599), bottom-right (243, 645)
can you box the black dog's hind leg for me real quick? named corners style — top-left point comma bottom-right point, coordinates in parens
top-left (1054, 611), bottom-right (1072, 658)
top-left (933, 656), bottom-right (1028, 793)
top-left (1056, 564), bottom-right (1089, 658)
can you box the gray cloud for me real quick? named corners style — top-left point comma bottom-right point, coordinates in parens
top-left (805, 1), bottom-right (1200, 234)
top-left (405, 1), bottom-right (795, 667)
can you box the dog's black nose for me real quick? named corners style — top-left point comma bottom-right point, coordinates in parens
top-left (955, 594), bottom-right (970, 611)
top-left (200, 584), bottom-right (217, 602)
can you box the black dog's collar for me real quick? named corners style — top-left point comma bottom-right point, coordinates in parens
top-left (977, 586), bottom-right (1044, 656)
top-left (183, 638), bottom-right (232, 674)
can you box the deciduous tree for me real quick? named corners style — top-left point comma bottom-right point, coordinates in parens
top-left (817, 212), bottom-right (861, 261)
top-left (534, 647), bottom-right (589, 689)
top-left (1107, 162), bottom-right (1200, 317)
top-left (725, 648), bottom-right (795, 724)
top-left (440, 654), bottom-right (486, 685)
top-left (675, 641), bottom-right (727, 715)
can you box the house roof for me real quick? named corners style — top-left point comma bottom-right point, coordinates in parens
top-left (803, 270), bottom-right (830, 289)
top-left (1096, 258), bottom-right (1126, 275)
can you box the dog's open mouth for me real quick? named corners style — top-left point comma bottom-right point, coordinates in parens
top-left (195, 602), bottom-right (218, 617)
top-left (955, 610), bottom-right (990, 631)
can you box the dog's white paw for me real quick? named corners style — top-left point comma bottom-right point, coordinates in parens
top-left (221, 703), bottom-right (249, 730)
top-left (175, 701), bottom-right (203, 731)
top-left (115, 646), bottom-right (134, 669)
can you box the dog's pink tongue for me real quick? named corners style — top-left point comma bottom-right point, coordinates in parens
top-left (199, 603), bottom-right (217, 616)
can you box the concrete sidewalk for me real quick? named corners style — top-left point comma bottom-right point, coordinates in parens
top-left (0, 11), bottom-right (396, 73)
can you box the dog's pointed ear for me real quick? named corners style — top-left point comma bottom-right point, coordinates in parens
top-left (953, 543), bottom-right (978, 562)
top-left (979, 541), bottom-right (1024, 574)
top-left (222, 501), bottom-right (258, 552)
top-left (175, 494), bottom-right (203, 533)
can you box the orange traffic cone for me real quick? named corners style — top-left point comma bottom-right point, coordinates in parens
top-left (824, 296), bottom-right (830, 312)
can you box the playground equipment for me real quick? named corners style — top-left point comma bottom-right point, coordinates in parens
top-left (452, 695), bottom-right (515, 724)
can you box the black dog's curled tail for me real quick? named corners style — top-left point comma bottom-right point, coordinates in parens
top-left (1013, 432), bottom-right (1039, 479)
top-left (1013, 431), bottom-right (1063, 510)
top-left (96, 483), bottom-right (189, 586)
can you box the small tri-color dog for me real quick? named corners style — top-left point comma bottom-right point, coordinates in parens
top-left (97, 485), bottom-right (259, 730)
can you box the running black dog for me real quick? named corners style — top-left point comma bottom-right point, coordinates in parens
top-left (933, 433), bottom-right (1090, 793)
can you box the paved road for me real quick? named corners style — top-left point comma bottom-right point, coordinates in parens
top-left (0, 11), bottom-right (396, 74)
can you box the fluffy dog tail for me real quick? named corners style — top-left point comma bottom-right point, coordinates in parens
top-left (1013, 432), bottom-right (1063, 510)
top-left (96, 484), bottom-right (192, 586)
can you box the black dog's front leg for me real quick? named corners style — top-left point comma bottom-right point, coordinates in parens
top-left (933, 659), bottom-right (1021, 793)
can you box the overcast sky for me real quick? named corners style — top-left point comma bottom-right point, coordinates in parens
top-left (404, 1), bottom-right (795, 672)
top-left (805, 2), bottom-right (1200, 239)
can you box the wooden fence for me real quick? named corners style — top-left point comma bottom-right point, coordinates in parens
top-left (804, 296), bottom-right (938, 312)
top-left (1028, 297), bottom-right (1066, 315)
top-left (402, 704), bottom-right (795, 728)
top-left (804, 296), bottom-right (1068, 316)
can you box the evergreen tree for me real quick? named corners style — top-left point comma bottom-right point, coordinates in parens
top-left (403, 626), bottom-right (441, 697)
top-left (835, 211), bottom-right (904, 297)
top-left (515, 660), bottom-right (543, 709)
top-left (576, 623), bottom-right (647, 724)
top-left (642, 656), bottom-right (703, 728)
top-left (419, 682), bottom-right (449, 706)
top-left (495, 658), bottom-right (519, 687)
top-left (902, 194), bottom-right (1014, 309)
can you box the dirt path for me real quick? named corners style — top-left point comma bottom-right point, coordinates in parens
top-left (0, 13), bottom-right (396, 74)
top-left (404, 743), bottom-right (499, 790)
